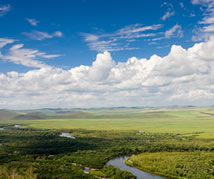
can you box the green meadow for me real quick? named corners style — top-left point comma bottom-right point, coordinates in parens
top-left (1, 107), bottom-right (214, 138)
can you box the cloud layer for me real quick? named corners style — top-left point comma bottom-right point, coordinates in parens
top-left (192, 0), bottom-right (214, 40)
top-left (1, 36), bottom-right (214, 109)
top-left (1, 43), bottom-right (61, 68)
top-left (161, 3), bottom-right (175, 21)
top-left (26, 18), bottom-right (39, 26)
top-left (0, 4), bottom-right (11, 16)
top-left (165, 25), bottom-right (183, 38)
top-left (82, 24), bottom-right (162, 52)
top-left (23, 30), bottom-right (63, 40)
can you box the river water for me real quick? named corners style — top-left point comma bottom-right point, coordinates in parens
top-left (106, 156), bottom-right (164, 179)
top-left (59, 132), bottom-right (75, 139)
top-left (14, 125), bottom-right (21, 128)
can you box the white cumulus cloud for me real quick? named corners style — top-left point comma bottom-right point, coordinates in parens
top-left (1, 36), bottom-right (214, 108)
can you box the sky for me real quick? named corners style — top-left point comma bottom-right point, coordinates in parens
top-left (1, 0), bottom-right (214, 109)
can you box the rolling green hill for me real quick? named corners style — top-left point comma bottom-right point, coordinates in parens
top-left (1, 107), bottom-right (214, 138)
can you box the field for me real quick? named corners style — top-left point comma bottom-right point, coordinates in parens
top-left (1, 107), bottom-right (214, 178)
top-left (1, 107), bottom-right (214, 138)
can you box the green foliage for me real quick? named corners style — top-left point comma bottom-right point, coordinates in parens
top-left (90, 165), bottom-right (136, 179)
top-left (129, 152), bottom-right (214, 179)
top-left (0, 166), bottom-right (36, 179)
top-left (1, 128), bottom-right (214, 178)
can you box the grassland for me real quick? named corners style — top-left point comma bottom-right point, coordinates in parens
top-left (1, 107), bottom-right (214, 138)
top-left (1, 107), bottom-right (214, 178)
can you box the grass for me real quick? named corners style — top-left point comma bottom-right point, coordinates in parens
top-left (1, 107), bottom-right (214, 138)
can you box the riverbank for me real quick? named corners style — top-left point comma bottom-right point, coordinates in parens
top-left (70, 161), bottom-right (134, 179)
top-left (125, 158), bottom-right (171, 179)
top-left (126, 151), bottom-right (214, 179)
top-left (106, 156), bottom-right (164, 179)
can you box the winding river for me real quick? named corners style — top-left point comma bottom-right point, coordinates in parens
top-left (106, 156), bottom-right (164, 179)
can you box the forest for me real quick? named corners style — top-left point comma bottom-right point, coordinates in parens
top-left (0, 125), bottom-right (214, 178)
top-left (127, 152), bottom-right (214, 178)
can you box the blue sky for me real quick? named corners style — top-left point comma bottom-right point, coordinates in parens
top-left (1, 0), bottom-right (214, 108)
top-left (0, 0), bottom-right (202, 71)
